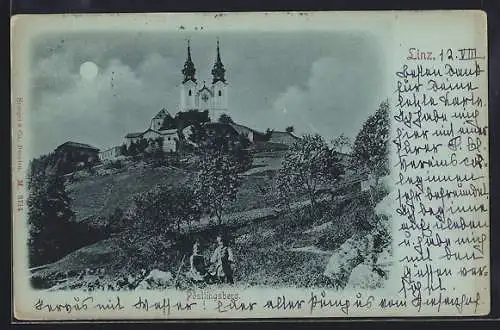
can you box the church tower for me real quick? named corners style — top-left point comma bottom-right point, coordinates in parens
top-left (179, 40), bottom-right (198, 111)
top-left (178, 39), bottom-right (229, 121)
top-left (210, 39), bottom-right (229, 120)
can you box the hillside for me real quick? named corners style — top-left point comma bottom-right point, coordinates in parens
top-left (30, 139), bottom-right (391, 291)
top-left (31, 190), bottom-right (391, 291)
top-left (67, 165), bottom-right (193, 223)
top-left (67, 148), bottom-right (284, 225)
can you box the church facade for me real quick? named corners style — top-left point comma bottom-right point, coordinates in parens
top-left (179, 40), bottom-right (229, 121)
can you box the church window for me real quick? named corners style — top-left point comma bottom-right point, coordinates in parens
top-left (218, 90), bottom-right (222, 97)
top-left (188, 90), bottom-right (192, 96)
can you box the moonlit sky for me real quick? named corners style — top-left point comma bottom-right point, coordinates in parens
top-left (30, 31), bottom-right (388, 157)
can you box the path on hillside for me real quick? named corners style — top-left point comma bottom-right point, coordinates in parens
top-left (191, 188), bottom-right (365, 230)
top-left (191, 195), bottom-right (326, 229)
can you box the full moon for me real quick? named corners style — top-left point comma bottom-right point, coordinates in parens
top-left (79, 61), bottom-right (99, 80)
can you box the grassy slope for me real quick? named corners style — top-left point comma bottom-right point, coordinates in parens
top-left (33, 148), bottom-right (376, 289)
top-left (67, 166), bottom-right (193, 223)
top-left (68, 150), bottom-right (282, 224)
top-left (32, 196), bottom-right (364, 289)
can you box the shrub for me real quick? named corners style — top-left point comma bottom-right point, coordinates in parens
top-left (106, 208), bottom-right (127, 234)
top-left (132, 185), bottom-right (201, 235)
top-left (103, 159), bottom-right (124, 171)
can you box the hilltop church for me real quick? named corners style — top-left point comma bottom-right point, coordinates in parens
top-left (99, 40), bottom-right (296, 162)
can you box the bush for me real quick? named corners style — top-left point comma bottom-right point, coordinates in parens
top-left (230, 146), bottom-right (252, 173)
top-left (132, 185), bottom-right (201, 235)
top-left (29, 219), bottom-right (108, 267)
top-left (106, 208), bottom-right (127, 234)
top-left (102, 159), bottom-right (124, 171)
top-left (110, 159), bottom-right (124, 169)
top-left (314, 198), bottom-right (371, 252)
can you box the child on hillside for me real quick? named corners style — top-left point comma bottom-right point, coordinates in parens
top-left (186, 241), bottom-right (210, 283)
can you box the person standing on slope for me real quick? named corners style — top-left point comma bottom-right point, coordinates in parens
top-left (210, 234), bottom-right (235, 284)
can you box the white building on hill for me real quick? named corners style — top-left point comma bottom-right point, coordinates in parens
top-left (98, 146), bottom-right (122, 162)
top-left (124, 124), bottom-right (178, 153)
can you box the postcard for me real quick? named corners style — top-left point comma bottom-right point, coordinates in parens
top-left (11, 11), bottom-right (489, 320)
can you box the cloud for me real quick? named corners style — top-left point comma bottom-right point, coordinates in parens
top-left (268, 56), bottom-right (383, 143)
top-left (135, 53), bottom-right (181, 112)
top-left (30, 53), bottom-right (179, 156)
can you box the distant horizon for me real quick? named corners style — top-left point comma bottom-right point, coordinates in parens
top-left (29, 31), bottom-right (388, 158)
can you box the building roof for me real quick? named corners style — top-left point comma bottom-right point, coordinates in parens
top-left (56, 141), bottom-right (99, 151)
top-left (125, 132), bottom-right (144, 138)
top-left (228, 123), bottom-right (265, 137)
top-left (270, 131), bottom-right (300, 139)
top-left (158, 129), bottom-right (178, 135)
top-left (152, 108), bottom-right (171, 120)
top-left (126, 128), bottom-right (178, 139)
top-left (204, 122), bottom-right (267, 140)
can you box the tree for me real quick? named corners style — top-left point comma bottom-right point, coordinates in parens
top-left (27, 154), bottom-right (109, 267)
top-left (286, 126), bottom-right (294, 133)
top-left (160, 113), bottom-right (177, 130)
top-left (218, 113), bottom-right (234, 124)
top-left (133, 185), bottom-right (201, 235)
top-left (276, 134), bottom-right (344, 219)
top-left (331, 133), bottom-right (351, 153)
top-left (351, 100), bottom-right (389, 176)
top-left (188, 123), bottom-right (208, 146)
top-left (194, 150), bottom-right (242, 225)
top-left (137, 138), bottom-right (149, 155)
top-left (128, 140), bottom-right (138, 156)
top-left (144, 138), bottom-right (155, 156)
top-left (107, 207), bottom-right (125, 234)
top-left (174, 109), bottom-right (210, 129)
top-left (152, 137), bottom-right (165, 160)
top-left (237, 134), bottom-right (251, 149)
top-left (27, 170), bottom-right (49, 262)
top-left (193, 124), bottom-right (238, 153)
top-left (27, 173), bottom-right (74, 265)
top-left (28, 174), bottom-right (74, 233)
top-left (229, 142), bottom-right (253, 173)
top-left (119, 143), bottom-right (128, 156)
